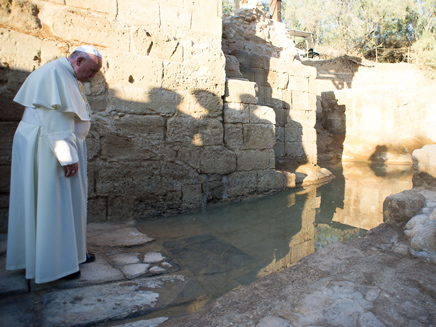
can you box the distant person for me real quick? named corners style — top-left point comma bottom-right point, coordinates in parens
top-left (6, 45), bottom-right (103, 283)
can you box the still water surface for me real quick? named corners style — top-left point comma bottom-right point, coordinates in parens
top-left (136, 162), bottom-right (413, 313)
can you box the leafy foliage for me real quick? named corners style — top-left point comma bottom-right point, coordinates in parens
top-left (221, 0), bottom-right (436, 66)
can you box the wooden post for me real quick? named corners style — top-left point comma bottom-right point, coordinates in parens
top-left (270, 0), bottom-right (281, 22)
top-left (235, 0), bottom-right (241, 10)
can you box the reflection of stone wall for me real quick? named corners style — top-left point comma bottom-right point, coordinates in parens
top-left (332, 163), bottom-right (413, 230)
top-left (1, 0), bottom-right (295, 229)
top-left (222, 6), bottom-right (318, 164)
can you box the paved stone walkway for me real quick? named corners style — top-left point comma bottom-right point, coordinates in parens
top-left (0, 222), bottom-right (192, 327)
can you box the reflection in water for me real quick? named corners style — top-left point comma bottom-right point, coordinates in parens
top-left (136, 162), bottom-right (412, 313)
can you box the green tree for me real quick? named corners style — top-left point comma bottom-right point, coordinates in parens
top-left (282, 0), bottom-right (436, 63)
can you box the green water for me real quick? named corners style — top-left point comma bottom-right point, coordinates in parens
top-left (136, 162), bottom-right (413, 314)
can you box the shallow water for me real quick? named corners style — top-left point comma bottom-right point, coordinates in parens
top-left (136, 162), bottom-right (413, 314)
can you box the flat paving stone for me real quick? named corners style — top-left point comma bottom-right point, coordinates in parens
top-left (0, 297), bottom-right (34, 327)
top-left (39, 275), bottom-right (185, 327)
top-left (88, 227), bottom-right (154, 247)
top-left (109, 252), bottom-right (141, 266)
top-left (31, 254), bottom-right (124, 291)
top-left (143, 252), bottom-right (165, 263)
top-left (121, 263), bottom-right (151, 279)
top-left (0, 256), bottom-right (29, 295)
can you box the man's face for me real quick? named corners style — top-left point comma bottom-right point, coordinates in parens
top-left (75, 55), bottom-right (102, 82)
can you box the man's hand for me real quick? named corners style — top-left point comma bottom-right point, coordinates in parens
top-left (65, 162), bottom-right (79, 177)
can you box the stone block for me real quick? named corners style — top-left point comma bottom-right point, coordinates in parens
top-left (236, 150), bottom-right (273, 171)
top-left (275, 126), bottom-right (285, 142)
top-left (184, 0), bottom-right (219, 17)
top-left (274, 108), bottom-right (287, 127)
top-left (167, 117), bottom-right (223, 146)
top-left (117, 0), bottom-right (161, 27)
top-left (0, 92), bottom-right (23, 122)
top-left (285, 141), bottom-right (307, 160)
top-left (231, 50), bottom-right (267, 71)
top-left (65, 0), bottom-right (117, 16)
top-left (289, 76), bottom-right (309, 93)
top-left (100, 133), bottom-right (175, 162)
top-left (161, 162), bottom-right (200, 191)
top-left (177, 145), bottom-right (202, 170)
top-left (225, 55), bottom-right (243, 79)
top-left (285, 120), bottom-right (303, 142)
top-left (51, 10), bottom-right (129, 50)
top-left (0, 165), bottom-right (11, 193)
top-left (88, 197), bottom-right (107, 222)
top-left (192, 12), bottom-right (222, 37)
top-left (0, 1), bottom-right (41, 32)
top-left (277, 73), bottom-right (289, 90)
top-left (0, 29), bottom-right (42, 72)
top-left (383, 189), bottom-right (426, 225)
top-left (413, 145), bottom-right (436, 187)
top-left (274, 141), bottom-right (285, 158)
top-left (250, 105), bottom-right (275, 124)
top-left (85, 130), bottom-right (100, 161)
top-left (200, 146), bottom-right (236, 174)
top-left (182, 184), bottom-right (203, 211)
top-left (105, 52), bottom-right (163, 88)
top-left (224, 103), bottom-right (250, 124)
top-left (109, 85), bottom-right (180, 115)
top-left (96, 161), bottom-right (162, 196)
top-left (224, 79), bottom-right (258, 104)
top-left (40, 40), bottom-right (69, 65)
top-left (160, 3), bottom-right (192, 30)
top-left (266, 71), bottom-right (278, 88)
top-left (292, 91), bottom-right (310, 110)
top-left (113, 115), bottom-right (165, 139)
top-left (227, 171), bottom-right (257, 198)
top-left (180, 89), bottom-right (223, 119)
top-left (253, 68), bottom-right (269, 87)
top-left (243, 124), bottom-right (275, 150)
top-left (224, 124), bottom-right (244, 150)
top-left (257, 169), bottom-right (287, 192)
top-left (0, 122), bottom-right (18, 165)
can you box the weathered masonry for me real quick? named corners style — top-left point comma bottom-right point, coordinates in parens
top-left (0, 1), bottom-right (318, 230)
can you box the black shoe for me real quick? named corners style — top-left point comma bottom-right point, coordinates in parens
top-left (84, 253), bottom-right (96, 264)
top-left (62, 270), bottom-right (81, 280)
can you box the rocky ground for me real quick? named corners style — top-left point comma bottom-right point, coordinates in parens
top-left (1, 190), bottom-right (436, 327)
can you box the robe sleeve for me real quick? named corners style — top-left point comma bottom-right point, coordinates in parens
top-left (37, 107), bottom-right (79, 166)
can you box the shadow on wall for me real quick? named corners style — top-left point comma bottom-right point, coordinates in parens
top-left (227, 34), bottom-right (309, 165)
top-left (0, 66), bottom-right (292, 231)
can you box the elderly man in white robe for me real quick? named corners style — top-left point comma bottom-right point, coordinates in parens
top-left (6, 45), bottom-right (103, 283)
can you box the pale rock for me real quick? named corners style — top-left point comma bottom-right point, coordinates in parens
top-left (121, 263), bottom-right (151, 279)
top-left (383, 190), bottom-right (426, 225)
top-left (109, 253), bottom-right (141, 266)
top-left (143, 252), bottom-right (166, 264)
top-left (149, 266), bottom-right (167, 275)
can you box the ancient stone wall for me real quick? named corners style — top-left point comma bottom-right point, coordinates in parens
top-left (0, 0), bottom-right (305, 231)
top-left (306, 58), bottom-right (436, 163)
top-left (222, 5), bottom-right (318, 165)
top-left (0, 0), bottom-right (225, 229)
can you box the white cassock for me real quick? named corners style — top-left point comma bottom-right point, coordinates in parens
top-left (6, 57), bottom-right (91, 283)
